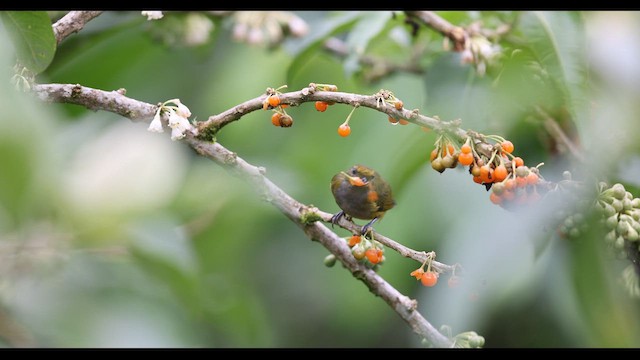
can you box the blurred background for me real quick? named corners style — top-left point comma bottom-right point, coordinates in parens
top-left (0, 11), bottom-right (639, 347)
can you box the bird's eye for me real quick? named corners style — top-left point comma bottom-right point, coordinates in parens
top-left (350, 168), bottom-right (357, 175)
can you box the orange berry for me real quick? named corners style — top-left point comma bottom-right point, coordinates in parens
top-left (280, 104), bottom-right (289, 109)
top-left (394, 100), bottom-right (404, 110)
top-left (271, 112), bottom-right (282, 126)
top-left (421, 272), bottom-right (438, 287)
top-left (502, 189), bottom-right (515, 202)
top-left (501, 140), bottom-right (514, 154)
top-left (338, 123), bottom-right (351, 137)
top-left (461, 143), bottom-right (471, 154)
top-left (430, 148), bottom-right (438, 161)
top-left (479, 165), bottom-right (494, 183)
top-left (410, 268), bottom-right (425, 280)
top-left (348, 235), bottom-right (361, 247)
top-left (472, 175), bottom-right (483, 184)
top-left (504, 178), bottom-right (516, 191)
top-left (516, 176), bottom-right (528, 188)
top-left (388, 116), bottom-right (399, 124)
top-left (493, 164), bottom-right (508, 182)
top-left (350, 177), bottom-right (366, 187)
top-left (513, 157), bottom-right (524, 167)
top-left (315, 101), bottom-right (328, 112)
top-left (516, 191), bottom-right (528, 205)
top-left (489, 192), bottom-right (502, 204)
top-left (447, 144), bottom-right (455, 155)
top-left (529, 190), bottom-right (541, 203)
top-left (526, 172), bottom-right (539, 185)
top-left (458, 152), bottom-right (474, 166)
top-left (398, 119), bottom-right (409, 125)
top-left (268, 95), bottom-right (280, 107)
top-left (365, 248), bottom-right (381, 264)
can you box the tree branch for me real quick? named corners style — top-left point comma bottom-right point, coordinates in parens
top-left (30, 81), bottom-right (456, 346)
top-left (33, 83), bottom-right (157, 122)
top-left (52, 11), bottom-right (104, 45)
top-left (405, 11), bottom-right (468, 51)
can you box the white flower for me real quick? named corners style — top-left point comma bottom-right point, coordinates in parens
top-left (167, 109), bottom-right (188, 128)
top-left (184, 13), bottom-right (214, 46)
top-left (141, 11), bottom-right (164, 20)
top-left (147, 110), bottom-right (164, 133)
top-left (174, 99), bottom-right (192, 118)
top-left (171, 126), bottom-right (186, 141)
top-left (167, 109), bottom-right (194, 141)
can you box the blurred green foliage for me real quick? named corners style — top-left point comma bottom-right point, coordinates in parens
top-left (0, 10), bottom-right (639, 348)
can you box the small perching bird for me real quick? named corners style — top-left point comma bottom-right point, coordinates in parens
top-left (330, 164), bottom-right (396, 235)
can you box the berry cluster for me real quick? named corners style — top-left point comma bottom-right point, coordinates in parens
top-left (346, 234), bottom-right (385, 269)
top-left (264, 85), bottom-right (293, 127)
top-left (409, 251), bottom-right (448, 287)
top-left (551, 178), bottom-right (640, 298)
top-left (430, 134), bottom-right (548, 209)
top-left (598, 183), bottom-right (640, 257)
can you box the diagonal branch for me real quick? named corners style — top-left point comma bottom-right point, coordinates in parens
top-left (52, 11), bottom-right (104, 45)
top-left (30, 81), bottom-right (455, 346)
top-left (186, 138), bottom-right (452, 347)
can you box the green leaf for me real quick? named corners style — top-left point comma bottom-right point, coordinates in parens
top-left (518, 11), bottom-right (588, 128)
top-left (286, 11), bottom-right (361, 85)
top-left (343, 11), bottom-right (393, 77)
top-left (0, 11), bottom-right (56, 74)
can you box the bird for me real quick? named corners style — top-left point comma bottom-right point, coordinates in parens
top-left (330, 164), bottom-right (396, 235)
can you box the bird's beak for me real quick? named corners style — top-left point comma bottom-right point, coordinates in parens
top-left (341, 172), bottom-right (367, 187)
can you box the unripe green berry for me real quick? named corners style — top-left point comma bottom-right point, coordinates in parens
top-left (441, 154), bottom-right (456, 169)
top-left (515, 166), bottom-right (529, 178)
top-left (564, 217), bottom-right (575, 229)
top-left (617, 220), bottom-right (630, 236)
top-left (492, 182), bottom-right (505, 195)
top-left (431, 158), bottom-right (445, 173)
top-left (612, 199), bottom-right (624, 213)
top-left (569, 227), bottom-right (580, 238)
top-left (606, 215), bottom-right (619, 230)
top-left (615, 236), bottom-right (626, 250)
top-left (602, 202), bottom-right (617, 217)
top-left (627, 226), bottom-right (639, 242)
top-left (605, 230), bottom-right (617, 244)
top-left (631, 198), bottom-right (640, 209)
top-left (562, 171), bottom-right (572, 181)
top-left (324, 254), bottom-right (337, 267)
top-left (612, 183), bottom-right (626, 200)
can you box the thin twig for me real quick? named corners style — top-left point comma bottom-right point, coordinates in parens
top-left (405, 11), bottom-right (468, 51)
top-left (323, 37), bottom-right (424, 81)
top-left (52, 11), bottom-right (103, 45)
top-left (535, 106), bottom-right (586, 164)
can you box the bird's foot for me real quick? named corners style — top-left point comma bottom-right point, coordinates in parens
top-left (360, 217), bottom-right (379, 237)
top-left (330, 211), bottom-right (345, 228)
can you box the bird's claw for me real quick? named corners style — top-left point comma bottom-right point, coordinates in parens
top-left (360, 217), bottom-right (379, 237)
top-left (330, 211), bottom-right (345, 228)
